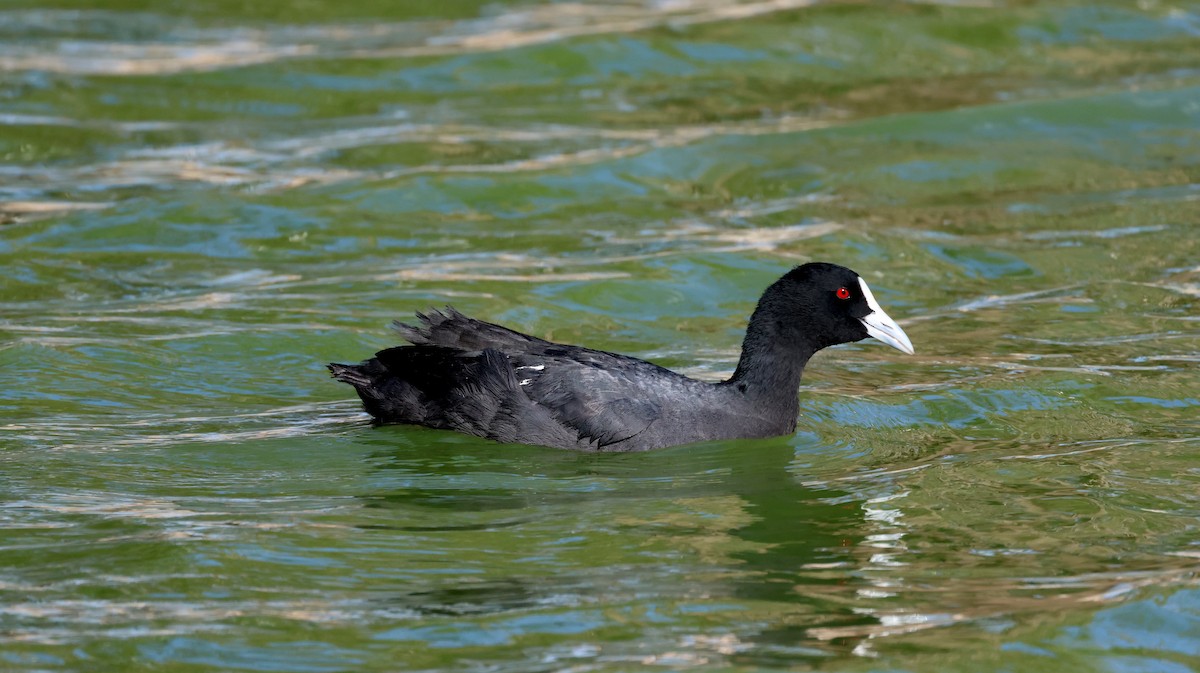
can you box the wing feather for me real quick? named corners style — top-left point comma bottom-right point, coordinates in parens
top-left (367, 308), bottom-right (681, 449)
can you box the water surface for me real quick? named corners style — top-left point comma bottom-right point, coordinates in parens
top-left (2, 1), bottom-right (1199, 671)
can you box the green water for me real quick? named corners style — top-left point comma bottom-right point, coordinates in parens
top-left (2, 1), bottom-right (1199, 670)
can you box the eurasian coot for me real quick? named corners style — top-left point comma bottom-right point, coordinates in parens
top-left (330, 262), bottom-right (914, 451)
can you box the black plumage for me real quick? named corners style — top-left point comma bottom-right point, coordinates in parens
top-left (329, 262), bottom-right (914, 451)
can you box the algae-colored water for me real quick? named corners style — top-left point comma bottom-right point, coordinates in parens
top-left (2, 2), bottom-right (1199, 671)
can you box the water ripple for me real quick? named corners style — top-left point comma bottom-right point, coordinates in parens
top-left (0, 2), bottom-right (829, 75)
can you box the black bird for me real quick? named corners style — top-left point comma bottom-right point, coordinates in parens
top-left (329, 262), bottom-right (914, 452)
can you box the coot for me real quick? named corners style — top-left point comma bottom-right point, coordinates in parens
top-left (330, 262), bottom-right (914, 451)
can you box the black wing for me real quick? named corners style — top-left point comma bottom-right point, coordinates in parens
top-left (370, 344), bottom-right (665, 449)
top-left (338, 308), bottom-right (696, 449)
top-left (393, 308), bottom-right (676, 378)
top-left (516, 354), bottom-right (663, 447)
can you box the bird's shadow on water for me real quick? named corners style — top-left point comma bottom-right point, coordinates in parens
top-left (347, 423), bottom-right (879, 658)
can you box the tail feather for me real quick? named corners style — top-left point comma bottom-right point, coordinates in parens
top-left (327, 362), bottom-right (372, 388)
top-left (329, 359), bottom-right (427, 422)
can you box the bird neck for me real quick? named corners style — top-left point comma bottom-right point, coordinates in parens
top-left (725, 307), bottom-right (816, 407)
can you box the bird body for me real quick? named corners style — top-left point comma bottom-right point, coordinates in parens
top-left (330, 263), bottom-right (914, 451)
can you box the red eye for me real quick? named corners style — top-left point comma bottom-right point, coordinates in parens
top-left (836, 286), bottom-right (851, 300)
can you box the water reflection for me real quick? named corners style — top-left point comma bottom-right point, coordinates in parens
top-left (358, 435), bottom-right (888, 660)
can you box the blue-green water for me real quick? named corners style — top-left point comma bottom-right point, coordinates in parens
top-left (2, 1), bottom-right (1199, 671)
